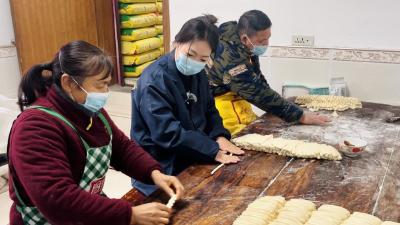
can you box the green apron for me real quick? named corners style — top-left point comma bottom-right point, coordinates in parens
top-left (12, 106), bottom-right (112, 224)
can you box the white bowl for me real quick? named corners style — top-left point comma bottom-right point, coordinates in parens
top-left (339, 137), bottom-right (367, 157)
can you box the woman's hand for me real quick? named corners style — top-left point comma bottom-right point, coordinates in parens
top-left (131, 203), bottom-right (171, 225)
top-left (216, 137), bottom-right (244, 155)
top-left (151, 170), bottom-right (184, 200)
top-left (214, 150), bottom-right (240, 164)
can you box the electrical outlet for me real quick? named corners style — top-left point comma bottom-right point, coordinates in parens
top-left (292, 35), bottom-right (314, 46)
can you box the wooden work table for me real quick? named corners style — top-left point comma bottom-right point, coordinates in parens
top-left (123, 102), bottom-right (400, 224)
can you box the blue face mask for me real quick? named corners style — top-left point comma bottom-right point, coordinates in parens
top-left (175, 52), bottom-right (207, 76)
top-left (248, 38), bottom-right (268, 56)
top-left (72, 78), bottom-right (110, 113)
top-left (81, 91), bottom-right (110, 113)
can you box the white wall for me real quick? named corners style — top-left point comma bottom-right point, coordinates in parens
top-left (0, 55), bottom-right (21, 99)
top-left (264, 57), bottom-right (400, 106)
top-left (169, 0), bottom-right (400, 49)
top-left (0, 0), bottom-right (15, 46)
top-left (0, 0), bottom-right (21, 99)
top-left (169, 0), bottom-right (400, 107)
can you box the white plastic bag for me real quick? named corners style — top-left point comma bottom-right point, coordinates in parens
top-left (329, 77), bottom-right (348, 96)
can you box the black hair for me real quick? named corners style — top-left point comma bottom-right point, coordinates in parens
top-left (17, 40), bottom-right (113, 111)
top-left (174, 14), bottom-right (219, 52)
top-left (238, 10), bottom-right (272, 37)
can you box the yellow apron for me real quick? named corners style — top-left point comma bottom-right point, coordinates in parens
top-left (215, 92), bottom-right (257, 135)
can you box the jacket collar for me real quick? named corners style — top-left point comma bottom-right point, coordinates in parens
top-left (33, 85), bottom-right (100, 130)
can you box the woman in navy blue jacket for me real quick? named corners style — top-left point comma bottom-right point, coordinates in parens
top-left (131, 15), bottom-right (244, 196)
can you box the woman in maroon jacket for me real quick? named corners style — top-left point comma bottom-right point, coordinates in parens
top-left (7, 40), bottom-right (184, 225)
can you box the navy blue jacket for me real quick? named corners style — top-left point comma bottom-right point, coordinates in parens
top-left (131, 51), bottom-right (230, 195)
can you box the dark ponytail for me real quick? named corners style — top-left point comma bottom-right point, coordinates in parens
top-left (17, 40), bottom-right (114, 111)
top-left (174, 14), bottom-right (220, 52)
top-left (17, 62), bottom-right (54, 111)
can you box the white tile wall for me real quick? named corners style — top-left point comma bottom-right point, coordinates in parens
top-left (332, 61), bottom-right (400, 105)
top-left (259, 56), bottom-right (400, 107)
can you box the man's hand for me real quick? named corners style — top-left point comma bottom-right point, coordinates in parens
top-left (299, 112), bottom-right (331, 125)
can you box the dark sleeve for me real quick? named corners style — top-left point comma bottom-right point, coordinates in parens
top-left (229, 65), bottom-right (304, 122)
top-left (138, 84), bottom-right (220, 160)
top-left (101, 111), bottom-right (161, 184)
top-left (9, 113), bottom-right (132, 225)
top-left (204, 83), bottom-right (231, 139)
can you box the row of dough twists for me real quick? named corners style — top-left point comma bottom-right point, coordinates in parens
top-left (295, 95), bottom-right (362, 111)
top-left (233, 196), bottom-right (398, 225)
top-left (232, 133), bottom-right (342, 160)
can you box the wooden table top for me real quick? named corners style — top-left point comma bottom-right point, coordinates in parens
top-left (123, 102), bottom-right (400, 224)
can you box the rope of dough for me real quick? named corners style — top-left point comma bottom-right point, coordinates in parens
top-left (211, 153), bottom-right (233, 175)
top-left (232, 133), bottom-right (342, 161)
top-left (166, 194), bottom-right (177, 208)
top-left (295, 95), bottom-right (362, 111)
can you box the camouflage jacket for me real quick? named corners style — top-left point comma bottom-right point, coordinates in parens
top-left (206, 21), bottom-right (303, 122)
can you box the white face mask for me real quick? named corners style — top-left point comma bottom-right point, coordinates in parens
top-left (175, 48), bottom-right (207, 76)
top-left (71, 78), bottom-right (110, 113)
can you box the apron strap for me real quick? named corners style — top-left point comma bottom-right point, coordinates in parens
top-left (97, 113), bottom-right (112, 136)
top-left (12, 178), bottom-right (28, 207)
top-left (30, 105), bottom-right (112, 137)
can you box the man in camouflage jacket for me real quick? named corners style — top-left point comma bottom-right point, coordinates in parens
top-left (206, 10), bottom-right (330, 134)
